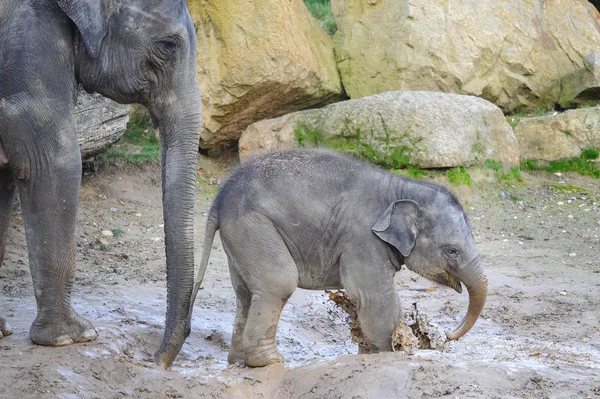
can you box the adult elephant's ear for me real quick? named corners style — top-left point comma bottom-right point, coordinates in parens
top-left (56, 0), bottom-right (108, 58)
top-left (372, 200), bottom-right (420, 257)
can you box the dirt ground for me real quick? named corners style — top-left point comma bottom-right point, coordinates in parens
top-left (0, 155), bottom-right (599, 399)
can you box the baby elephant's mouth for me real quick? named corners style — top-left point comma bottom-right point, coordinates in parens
top-left (429, 272), bottom-right (463, 294)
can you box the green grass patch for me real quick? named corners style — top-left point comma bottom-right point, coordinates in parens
top-left (406, 167), bottom-right (428, 179)
top-left (303, 0), bottom-right (337, 36)
top-left (392, 167), bottom-right (429, 179)
top-left (498, 167), bottom-right (523, 183)
top-left (484, 159), bottom-right (503, 172)
top-left (485, 159), bottom-right (523, 184)
top-left (295, 124), bottom-right (413, 169)
top-left (446, 167), bottom-right (472, 187)
top-left (100, 115), bottom-right (161, 164)
top-left (521, 149), bottom-right (600, 178)
top-left (581, 149), bottom-right (600, 160)
top-left (111, 228), bottom-right (125, 237)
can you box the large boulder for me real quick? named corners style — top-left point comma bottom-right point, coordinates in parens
top-left (514, 107), bottom-right (600, 161)
top-left (239, 91), bottom-right (519, 168)
top-left (75, 91), bottom-right (130, 158)
top-left (189, 0), bottom-right (345, 153)
top-left (331, 0), bottom-right (600, 111)
top-left (559, 53), bottom-right (600, 109)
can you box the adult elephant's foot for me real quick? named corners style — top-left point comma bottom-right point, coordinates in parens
top-left (244, 339), bottom-right (284, 367)
top-left (30, 308), bottom-right (97, 346)
top-left (0, 316), bottom-right (12, 339)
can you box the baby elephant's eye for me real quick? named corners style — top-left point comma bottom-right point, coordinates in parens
top-left (443, 246), bottom-right (460, 258)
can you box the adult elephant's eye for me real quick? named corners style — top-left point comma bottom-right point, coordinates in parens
top-left (443, 246), bottom-right (460, 258)
top-left (153, 36), bottom-right (182, 60)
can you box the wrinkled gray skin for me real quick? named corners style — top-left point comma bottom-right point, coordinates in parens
top-left (188, 149), bottom-right (488, 367)
top-left (0, 0), bottom-right (201, 368)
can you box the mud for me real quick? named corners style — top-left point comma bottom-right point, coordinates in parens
top-left (0, 158), bottom-right (599, 398)
top-left (392, 304), bottom-right (447, 353)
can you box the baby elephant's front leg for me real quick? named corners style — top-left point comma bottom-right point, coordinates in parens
top-left (343, 259), bottom-right (401, 353)
top-left (243, 294), bottom-right (287, 367)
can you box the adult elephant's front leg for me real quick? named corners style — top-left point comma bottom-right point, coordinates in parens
top-left (12, 132), bottom-right (96, 346)
top-left (0, 168), bottom-right (16, 339)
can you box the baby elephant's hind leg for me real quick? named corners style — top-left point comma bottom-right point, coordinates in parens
top-left (227, 256), bottom-right (251, 364)
top-left (222, 222), bottom-right (298, 367)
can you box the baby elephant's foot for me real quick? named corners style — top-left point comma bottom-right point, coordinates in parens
top-left (244, 339), bottom-right (284, 367)
top-left (30, 308), bottom-right (97, 346)
top-left (227, 349), bottom-right (245, 365)
top-left (0, 316), bottom-right (12, 339)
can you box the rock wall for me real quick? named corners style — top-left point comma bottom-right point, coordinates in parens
top-left (189, 0), bottom-right (345, 153)
top-left (332, 0), bottom-right (600, 111)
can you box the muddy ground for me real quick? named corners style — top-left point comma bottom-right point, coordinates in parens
top-left (0, 156), bottom-right (599, 399)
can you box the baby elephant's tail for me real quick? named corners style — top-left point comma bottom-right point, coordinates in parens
top-left (186, 206), bottom-right (219, 337)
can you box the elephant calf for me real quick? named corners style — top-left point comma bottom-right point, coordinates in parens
top-left (188, 149), bottom-right (488, 367)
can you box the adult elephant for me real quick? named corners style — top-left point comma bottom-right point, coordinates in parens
top-left (0, 0), bottom-right (201, 368)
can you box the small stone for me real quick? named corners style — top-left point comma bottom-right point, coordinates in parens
top-left (96, 238), bottom-right (109, 251)
top-left (102, 230), bottom-right (114, 237)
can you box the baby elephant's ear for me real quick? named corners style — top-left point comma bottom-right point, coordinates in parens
top-left (372, 200), bottom-right (420, 257)
top-left (57, 0), bottom-right (109, 58)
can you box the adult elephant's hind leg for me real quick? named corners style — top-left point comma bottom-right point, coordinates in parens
top-left (12, 129), bottom-right (96, 346)
top-left (0, 168), bottom-right (16, 339)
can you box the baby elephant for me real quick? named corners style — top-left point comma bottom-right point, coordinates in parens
top-left (188, 149), bottom-right (487, 367)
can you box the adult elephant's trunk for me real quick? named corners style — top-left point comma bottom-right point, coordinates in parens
top-left (151, 84), bottom-right (202, 369)
top-left (446, 258), bottom-right (488, 341)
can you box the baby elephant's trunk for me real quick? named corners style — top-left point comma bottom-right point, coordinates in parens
top-left (446, 257), bottom-right (487, 341)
